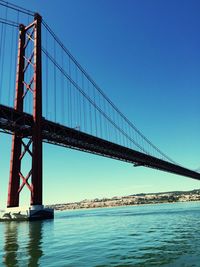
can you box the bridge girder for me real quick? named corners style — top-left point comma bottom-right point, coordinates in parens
top-left (1, 104), bottom-right (200, 181)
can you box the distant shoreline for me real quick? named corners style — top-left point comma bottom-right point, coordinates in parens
top-left (46, 189), bottom-right (200, 211)
top-left (54, 200), bottom-right (200, 213)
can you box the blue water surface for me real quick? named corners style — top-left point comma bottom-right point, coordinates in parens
top-left (0, 201), bottom-right (200, 266)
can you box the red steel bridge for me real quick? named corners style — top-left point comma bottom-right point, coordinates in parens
top-left (0, 1), bottom-right (199, 213)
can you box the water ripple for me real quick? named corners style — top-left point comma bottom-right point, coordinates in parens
top-left (0, 202), bottom-right (200, 266)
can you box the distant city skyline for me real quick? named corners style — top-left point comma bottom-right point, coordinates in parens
top-left (0, 0), bottom-right (200, 207)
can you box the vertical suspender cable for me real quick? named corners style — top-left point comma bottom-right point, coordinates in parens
top-left (12, 11), bottom-right (19, 107)
top-left (8, 18), bottom-right (14, 106)
top-left (88, 80), bottom-right (92, 135)
top-left (61, 47), bottom-right (64, 124)
top-left (68, 57), bottom-right (72, 127)
top-left (54, 38), bottom-right (56, 122)
top-left (0, 6), bottom-right (7, 104)
top-left (93, 85), bottom-right (97, 137)
top-left (45, 26), bottom-right (49, 119)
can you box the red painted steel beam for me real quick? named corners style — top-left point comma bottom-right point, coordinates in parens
top-left (31, 13), bottom-right (43, 205)
top-left (7, 24), bottom-right (25, 207)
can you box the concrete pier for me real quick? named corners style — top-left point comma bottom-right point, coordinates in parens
top-left (0, 205), bottom-right (54, 221)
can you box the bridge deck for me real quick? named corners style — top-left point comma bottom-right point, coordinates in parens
top-left (1, 104), bottom-right (200, 180)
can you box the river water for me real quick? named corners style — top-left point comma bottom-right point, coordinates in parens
top-left (0, 201), bottom-right (200, 266)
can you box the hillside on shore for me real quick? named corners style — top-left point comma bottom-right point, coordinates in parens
top-left (46, 189), bottom-right (200, 211)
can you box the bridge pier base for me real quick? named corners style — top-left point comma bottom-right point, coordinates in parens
top-left (0, 205), bottom-right (54, 221)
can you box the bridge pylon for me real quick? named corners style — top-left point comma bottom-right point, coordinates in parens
top-left (2, 13), bottom-right (53, 221)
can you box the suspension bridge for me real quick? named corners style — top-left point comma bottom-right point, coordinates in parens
top-left (0, 1), bottom-right (199, 220)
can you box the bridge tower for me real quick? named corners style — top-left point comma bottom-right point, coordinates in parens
top-left (5, 14), bottom-right (53, 220)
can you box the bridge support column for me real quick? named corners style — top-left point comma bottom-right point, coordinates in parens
top-left (31, 13), bottom-right (43, 206)
top-left (7, 24), bottom-right (25, 207)
top-left (5, 13), bottom-right (53, 221)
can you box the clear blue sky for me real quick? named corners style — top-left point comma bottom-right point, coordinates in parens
top-left (1, 0), bottom-right (200, 206)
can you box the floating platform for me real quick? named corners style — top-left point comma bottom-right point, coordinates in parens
top-left (0, 205), bottom-right (54, 221)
